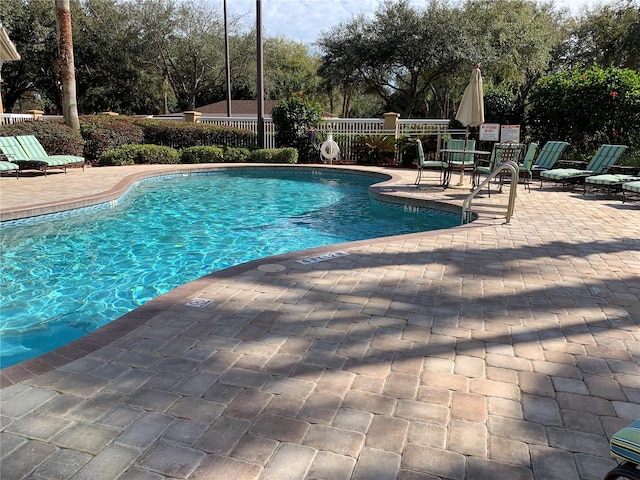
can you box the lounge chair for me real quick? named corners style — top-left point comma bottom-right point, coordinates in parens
top-left (530, 141), bottom-right (569, 178)
top-left (0, 136), bottom-right (73, 175)
top-left (540, 144), bottom-right (628, 188)
top-left (16, 135), bottom-right (85, 170)
top-left (622, 180), bottom-right (640, 203)
top-left (584, 170), bottom-right (640, 196)
top-left (414, 138), bottom-right (447, 187)
top-left (603, 419), bottom-right (640, 480)
top-left (0, 159), bottom-right (19, 178)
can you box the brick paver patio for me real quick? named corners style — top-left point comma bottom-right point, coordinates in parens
top-left (0, 164), bottom-right (638, 479)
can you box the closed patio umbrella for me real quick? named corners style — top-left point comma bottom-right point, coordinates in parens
top-left (453, 65), bottom-right (485, 187)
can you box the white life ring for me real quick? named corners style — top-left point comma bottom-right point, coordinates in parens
top-left (320, 134), bottom-right (340, 162)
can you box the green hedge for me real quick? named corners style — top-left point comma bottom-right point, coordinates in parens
top-left (180, 146), bottom-right (257, 163)
top-left (99, 144), bottom-right (180, 166)
top-left (80, 115), bottom-right (145, 163)
top-left (181, 146), bottom-right (225, 163)
top-left (0, 120), bottom-right (84, 157)
top-left (224, 147), bottom-right (251, 163)
top-left (139, 120), bottom-right (256, 149)
top-left (248, 148), bottom-right (298, 164)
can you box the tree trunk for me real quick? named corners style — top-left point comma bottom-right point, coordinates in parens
top-left (54, 0), bottom-right (80, 131)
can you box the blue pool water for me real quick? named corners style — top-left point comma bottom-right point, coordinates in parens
top-left (0, 169), bottom-right (459, 367)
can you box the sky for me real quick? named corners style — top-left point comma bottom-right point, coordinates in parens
top-left (215, 0), bottom-right (613, 46)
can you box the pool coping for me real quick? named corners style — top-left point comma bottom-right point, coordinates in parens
top-left (0, 164), bottom-right (497, 386)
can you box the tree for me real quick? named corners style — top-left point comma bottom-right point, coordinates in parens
top-left (0, 0), bottom-right (58, 112)
top-left (559, 0), bottom-right (640, 70)
top-left (263, 38), bottom-right (321, 102)
top-left (54, 0), bottom-right (79, 130)
top-left (318, 0), bottom-right (469, 118)
top-left (460, 0), bottom-right (566, 125)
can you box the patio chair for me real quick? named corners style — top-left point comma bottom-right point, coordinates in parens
top-left (530, 141), bottom-right (569, 178)
top-left (442, 138), bottom-right (475, 187)
top-left (414, 138), bottom-right (447, 187)
top-left (517, 142), bottom-right (538, 191)
top-left (16, 135), bottom-right (85, 170)
top-left (540, 144), bottom-right (628, 188)
top-left (473, 142), bottom-right (524, 195)
top-left (622, 181), bottom-right (640, 203)
top-left (603, 419), bottom-right (640, 480)
top-left (0, 136), bottom-right (73, 175)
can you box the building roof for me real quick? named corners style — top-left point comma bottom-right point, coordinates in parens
top-left (195, 100), bottom-right (279, 117)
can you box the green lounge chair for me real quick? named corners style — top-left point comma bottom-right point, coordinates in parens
top-left (530, 141), bottom-right (569, 178)
top-left (584, 170), bottom-right (640, 196)
top-left (603, 419), bottom-right (640, 480)
top-left (540, 144), bottom-right (628, 188)
top-left (622, 180), bottom-right (640, 203)
top-left (0, 159), bottom-right (19, 178)
top-left (414, 138), bottom-right (447, 187)
top-left (0, 136), bottom-right (72, 175)
top-left (16, 135), bottom-right (85, 170)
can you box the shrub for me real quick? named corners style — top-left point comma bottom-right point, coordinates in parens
top-left (99, 144), bottom-right (179, 166)
top-left (223, 147), bottom-right (251, 163)
top-left (138, 120), bottom-right (256, 149)
top-left (351, 135), bottom-right (397, 165)
top-left (271, 92), bottom-right (322, 161)
top-left (0, 120), bottom-right (84, 156)
top-left (181, 146), bottom-right (225, 164)
top-left (80, 115), bottom-right (144, 164)
top-left (527, 66), bottom-right (640, 157)
top-left (247, 148), bottom-right (298, 164)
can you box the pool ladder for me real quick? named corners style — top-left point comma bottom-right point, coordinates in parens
top-left (462, 161), bottom-right (519, 224)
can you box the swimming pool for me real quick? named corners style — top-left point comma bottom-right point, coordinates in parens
top-left (0, 169), bottom-right (459, 367)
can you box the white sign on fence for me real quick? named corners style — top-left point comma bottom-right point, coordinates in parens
top-left (500, 125), bottom-right (521, 143)
top-left (479, 123), bottom-right (500, 142)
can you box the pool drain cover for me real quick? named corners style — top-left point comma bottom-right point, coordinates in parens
top-left (258, 264), bottom-right (287, 272)
top-left (185, 298), bottom-right (213, 308)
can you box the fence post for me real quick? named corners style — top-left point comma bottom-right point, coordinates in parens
top-left (26, 109), bottom-right (44, 120)
top-left (183, 111), bottom-right (201, 123)
top-left (384, 112), bottom-right (400, 163)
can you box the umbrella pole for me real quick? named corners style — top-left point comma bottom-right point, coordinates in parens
top-left (456, 127), bottom-right (469, 186)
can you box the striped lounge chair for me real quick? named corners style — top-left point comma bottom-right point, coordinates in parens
top-left (584, 171), bottom-right (640, 196)
top-left (622, 181), bottom-right (640, 203)
top-left (0, 159), bottom-right (19, 178)
top-left (0, 136), bottom-right (76, 175)
top-left (540, 144), bottom-right (628, 188)
top-left (604, 419), bottom-right (640, 480)
top-left (16, 135), bottom-right (85, 170)
top-left (530, 140), bottom-right (569, 178)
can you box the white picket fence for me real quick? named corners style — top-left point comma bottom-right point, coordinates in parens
top-left (0, 113), bottom-right (36, 125)
top-left (195, 115), bottom-right (451, 153)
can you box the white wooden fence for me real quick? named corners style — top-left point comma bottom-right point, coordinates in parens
top-left (0, 113), bottom-right (36, 125)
